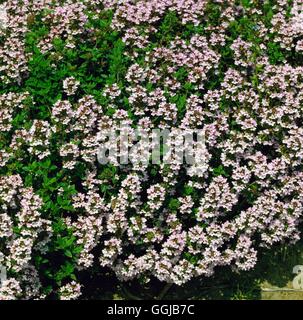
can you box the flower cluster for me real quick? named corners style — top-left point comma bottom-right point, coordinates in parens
top-left (63, 76), bottom-right (80, 96)
top-left (0, 175), bottom-right (52, 299)
top-left (59, 281), bottom-right (82, 300)
top-left (1, 0), bottom-right (303, 299)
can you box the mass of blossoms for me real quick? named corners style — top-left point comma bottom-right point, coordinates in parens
top-left (0, 0), bottom-right (303, 300)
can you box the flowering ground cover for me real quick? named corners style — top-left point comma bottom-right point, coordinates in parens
top-left (0, 0), bottom-right (303, 300)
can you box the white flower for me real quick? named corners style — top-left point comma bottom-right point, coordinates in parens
top-left (0, 4), bottom-right (8, 30)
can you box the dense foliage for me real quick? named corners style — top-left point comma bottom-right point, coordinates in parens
top-left (0, 0), bottom-right (303, 300)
